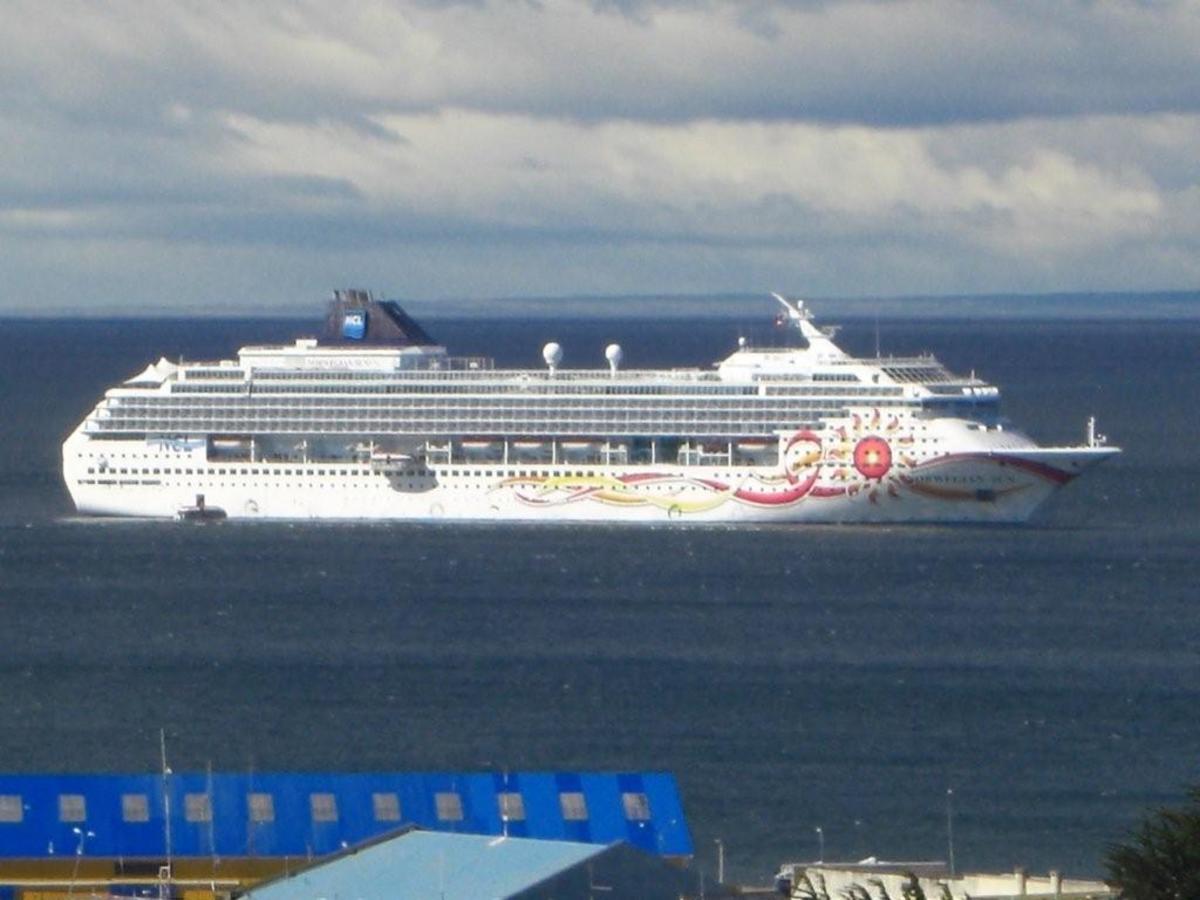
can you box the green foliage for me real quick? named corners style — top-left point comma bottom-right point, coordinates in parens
top-left (792, 873), bottom-right (832, 900)
top-left (1106, 786), bottom-right (1200, 900)
top-left (794, 873), bottom-right (820, 900)
top-left (900, 873), bottom-right (927, 900)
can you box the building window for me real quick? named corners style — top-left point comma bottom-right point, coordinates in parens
top-left (435, 792), bottom-right (463, 822)
top-left (248, 793), bottom-right (274, 823)
top-left (0, 795), bottom-right (22, 824)
top-left (559, 792), bottom-right (588, 822)
top-left (622, 792), bottom-right (651, 821)
top-left (58, 794), bottom-right (87, 823)
top-left (497, 792), bottom-right (525, 822)
top-left (310, 793), bottom-right (338, 823)
top-left (372, 792), bottom-right (401, 822)
top-left (185, 793), bottom-right (212, 823)
top-left (122, 794), bottom-right (150, 823)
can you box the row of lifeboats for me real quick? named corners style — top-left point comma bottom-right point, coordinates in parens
top-left (459, 439), bottom-right (630, 462)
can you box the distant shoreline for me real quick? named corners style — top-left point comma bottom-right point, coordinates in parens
top-left (2, 290), bottom-right (1198, 320)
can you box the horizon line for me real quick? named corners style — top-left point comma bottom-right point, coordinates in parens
top-left (1, 288), bottom-right (1198, 320)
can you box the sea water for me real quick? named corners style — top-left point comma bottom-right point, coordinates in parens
top-left (0, 313), bottom-right (1197, 883)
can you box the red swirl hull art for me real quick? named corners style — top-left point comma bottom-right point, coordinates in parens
top-left (783, 430), bottom-right (823, 453)
top-left (908, 452), bottom-right (1076, 485)
top-left (730, 469), bottom-right (819, 506)
top-left (504, 466), bottom-right (823, 512)
top-left (490, 416), bottom-right (1092, 520)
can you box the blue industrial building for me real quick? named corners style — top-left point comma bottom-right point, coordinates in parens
top-left (0, 771), bottom-right (691, 861)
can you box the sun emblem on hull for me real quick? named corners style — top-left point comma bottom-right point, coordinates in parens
top-left (853, 436), bottom-right (892, 480)
top-left (824, 410), bottom-right (916, 503)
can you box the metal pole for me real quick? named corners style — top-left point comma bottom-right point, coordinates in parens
top-left (160, 728), bottom-right (172, 895)
top-left (815, 826), bottom-right (824, 862)
top-left (714, 838), bottom-right (725, 884)
top-left (946, 788), bottom-right (956, 878)
top-left (67, 828), bottom-right (94, 900)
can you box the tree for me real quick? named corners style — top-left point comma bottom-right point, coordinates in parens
top-left (1106, 786), bottom-right (1200, 899)
top-left (899, 873), bottom-right (927, 900)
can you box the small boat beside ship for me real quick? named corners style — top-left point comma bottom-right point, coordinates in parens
top-left (174, 494), bottom-right (227, 523)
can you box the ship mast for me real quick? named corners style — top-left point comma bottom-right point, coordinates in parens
top-left (770, 292), bottom-right (848, 360)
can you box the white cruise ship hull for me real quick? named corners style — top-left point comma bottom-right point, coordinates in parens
top-left (63, 423), bottom-right (1117, 525)
top-left (60, 292), bottom-right (1121, 524)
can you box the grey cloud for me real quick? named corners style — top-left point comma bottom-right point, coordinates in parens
top-left (3, 1), bottom-right (1199, 130)
top-left (1, 0), bottom-right (1198, 314)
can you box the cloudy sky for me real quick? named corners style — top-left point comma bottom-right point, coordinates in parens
top-left (2, 0), bottom-right (1199, 314)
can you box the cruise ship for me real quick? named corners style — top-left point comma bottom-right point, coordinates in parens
top-left (63, 290), bottom-right (1119, 523)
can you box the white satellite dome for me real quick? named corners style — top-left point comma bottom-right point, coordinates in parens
top-left (605, 343), bottom-right (623, 375)
top-left (542, 341), bottom-right (563, 373)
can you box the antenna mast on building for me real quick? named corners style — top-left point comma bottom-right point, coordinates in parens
top-left (159, 729), bottom-right (173, 900)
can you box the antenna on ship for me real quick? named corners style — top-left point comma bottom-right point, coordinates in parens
top-left (771, 292), bottom-right (804, 326)
top-left (770, 292), bottom-right (848, 360)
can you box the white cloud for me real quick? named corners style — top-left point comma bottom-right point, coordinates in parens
top-left (5, 0), bottom-right (1200, 126)
top-left (212, 110), bottom-right (1171, 252)
top-left (0, 1), bottom-right (1198, 312)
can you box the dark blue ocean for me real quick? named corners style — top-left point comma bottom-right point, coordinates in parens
top-left (1, 313), bottom-right (1198, 884)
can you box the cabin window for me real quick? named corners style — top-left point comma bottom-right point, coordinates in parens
top-left (0, 795), bottom-right (22, 823)
top-left (435, 792), bottom-right (463, 822)
top-left (372, 792), bottom-right (401, 822)
top-left (559, 792), bottom-right (588, 821)
top-left (185, 793), bottom-right (211, 823)
top-left (122, 794), bottom-right (150, 823)
top-left (310, 792), bottom-right (338, 823)
top-left (248, 793), bottom-right (275, 823)
top-left (497, 791), bottom-right (526, 822)
top-left (622, 792), bottom-right (651, 821)
top-left (58, 794), bottom-right (87, 823)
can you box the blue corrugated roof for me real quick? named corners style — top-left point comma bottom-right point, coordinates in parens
top-left (243, 831), bottom-right (608, 900)
top-left (0, 772), bottom-right (691, 859)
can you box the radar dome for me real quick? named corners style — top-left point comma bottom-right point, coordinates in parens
top-left (542, 341), bottom-right (563, 373)
top-left (605, 343), bottom-right (623, 375)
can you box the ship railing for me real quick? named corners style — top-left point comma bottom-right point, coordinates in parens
top-left (88, 404), bottom-right (864, 431)
top-left (333, 367), bottom-right (723, 384)
top-left (416, 355), bottom-right (494, 371)
top-left (924, 382), bottom-right (998, 395)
